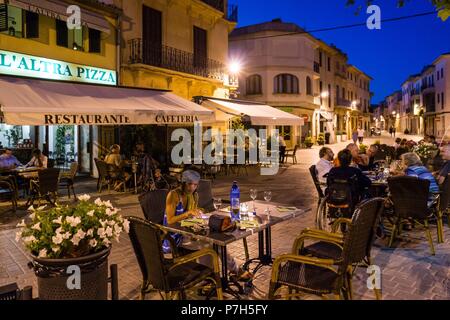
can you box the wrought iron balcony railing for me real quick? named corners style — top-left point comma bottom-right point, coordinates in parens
top-left (335, 97), bottom-right (352, 108)
top-left (128, 39), bottom-right (225, 81)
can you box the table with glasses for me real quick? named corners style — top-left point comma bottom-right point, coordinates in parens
top-left (162, 200), bottom-right (309, 298)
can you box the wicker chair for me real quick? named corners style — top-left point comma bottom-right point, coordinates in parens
top-left (59, 162), bottom-right (78, 199)
top-left (268, 197), bottom-right (384, 300)
top-left (436, 174), bottom-right (450, 243)
top-left (0, 175), bottom-right (18, 212)
top-left (27, 168), bottom-right (60, 206)
top-left (284, 145), bottom-right (299, 164)
top-left (94, 158), bottom-right (112, 193)
top-left (127, 216), bottom-right (223, 300)
top-left (0, 283), bottom-right (32, 300)
top-left (387, 176), bottom-right (437, 255)
top-left (138, 189), bottom-right (169, 224)
top-left (309, 165), bottom-right (325, 207)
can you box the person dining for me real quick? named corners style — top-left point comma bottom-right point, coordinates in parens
top-left (436, 144), bottom-right (450, 185)
top-left (396, 152), bottom-right (439, 194)
top-left (0, 148), bottom-right (22, 170)
top-left (104, 144), bottom-right (129, 191)
top-left (164, 169), bottom-right (252, 282)
top-left (346, 143), bottom-right (369, 169)
top-left (25, 149), bottom-right (48, 168)
top-left (316, 147), bottom-right (334, 183)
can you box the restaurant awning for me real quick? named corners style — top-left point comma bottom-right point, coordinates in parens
top-left (7, 0), bottom-right (111, 33)
top-left (0, 76), bottom-right (215, 125)
top-left (201, 98), bottom-right (304, 126)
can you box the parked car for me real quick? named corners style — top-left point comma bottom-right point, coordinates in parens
top-left (370, 127), bottom-right (381, 136)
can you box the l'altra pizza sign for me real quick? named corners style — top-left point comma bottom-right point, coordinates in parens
top-left (0, 50), bottom-right (117, 86)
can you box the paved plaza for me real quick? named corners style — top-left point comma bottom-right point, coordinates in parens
top-left (1, 132), bottom-right (450, 300)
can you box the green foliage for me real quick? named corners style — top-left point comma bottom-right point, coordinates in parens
top-left (359, 143), bottom-right (368, 153)
top-left (5, 126), bottom-right (22, 147)
top-left (317, 133), bottom-right (325, 145)
top-left (345, 0), bottom-right (450, 21)
top-left (55, 126), bottom-right (75, 156)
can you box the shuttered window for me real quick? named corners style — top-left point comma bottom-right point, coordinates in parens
top-left (89, 28), bottom-right (101, 53)
top-left (25, 11), bottom-right (39, 38)
top-left (193, 26), bottom-right (207, 69)
top-left (56, 19), bottom-right (68, 47)
top-left (0, 4), bottom-right (8, 32)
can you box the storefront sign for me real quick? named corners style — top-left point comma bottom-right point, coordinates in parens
top-left (44, 114), bottom-right (130, 125)
top-left (155, 115), bottom-right (200, 124)
top-left (0, 50), bottom-right (117, 86)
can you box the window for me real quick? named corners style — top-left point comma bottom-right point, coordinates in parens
top-left (56, 19), bottom-right (83, 50)
top-left (328, 84), bottom-right (331, 107)
top-left (25, 11), bottom-right (39, 38)
top-left (89, 28), bottom-right (101, 53)
top-left (442, 92), bottom-right (445, 109)
top-left (319, 52), bottom-right (323, 67)
top-left (56, 19), bottom-right (68, 47)
top-left (306, 76), bottom-right (312, 95)
top-left (246, 75), bottom-right (262, 95)
top-left (319, 81), bottom-right (323, 104)
top-left (437, 93), bottom-right (440, 104)
top-left (342, 88), bottom-right (345, 100)
top-left (437, 71), bottom-right (440, 81)
top-left (327, 57), bottom-right (331, 72)
top-left (441, 68), bottom-right (444, 79)
top-left (274, 74), bottom-right (299, 94)
top-left (193, 26), bottom-right (207, 69)
top-left (142, 5), bottom-right (162, 66)
top-left (336, 85), bottom-right (340, 98)
top-left (1, 5), bottom-right (23, 38)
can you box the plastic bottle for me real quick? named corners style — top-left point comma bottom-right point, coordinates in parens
top-left (230, 181), bottom-right (240, 221)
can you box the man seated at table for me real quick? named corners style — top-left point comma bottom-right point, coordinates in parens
top-left (393, 138), bottom-right (402, 150)
top-left (345, 143), bottom-right (369, 169)
top-left (164, 169), bottom-right (252, 282)
top-left (0, 148), bottom-right (22, 170)
top-left (361, 144), bottom-right (379, 171)
top-left (327, 149), bottom-right (372, 203)
top-left (436, 144), bottom-right (450, 185)
top-left (25, 149), bottom-right (47, 168)
top-left (316, 147), bottom-right (334, 184)
top-left (396, 152), bottom-right (439, 194)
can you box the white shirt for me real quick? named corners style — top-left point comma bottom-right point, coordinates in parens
top-left (357, 129), bottom-right (365, 137)
top-left (316, 158), bottom-right (333, 184)
top-left (278, 136), bottom-right (287, 147)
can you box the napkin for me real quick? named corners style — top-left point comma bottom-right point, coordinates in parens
top-left (277, 206), bottom-right (297, 212)
top-left (180, 218), bottom-right (205, 227)
top-left (238, 220), bottom-right (260, 229)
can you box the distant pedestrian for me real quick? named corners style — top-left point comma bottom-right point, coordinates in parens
top-left (392, 126), bottom-right (396, 137)
top-left (352, 128), bottom-right (358, 144)
top-left (357, 127), bottom-right (365, 144)
top-left (389, 126), bottom-right (393, 137)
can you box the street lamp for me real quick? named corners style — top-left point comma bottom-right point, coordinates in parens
top-left (228, 61), bottom-right (241, 74)
top-left (320, 91), bottom-right (329, 98)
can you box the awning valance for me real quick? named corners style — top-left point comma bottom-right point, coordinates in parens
top-left (8, 0), bottom-right (111, 33)
top-left (0, 76), bottom-right (215, 125)
top-left (202, 98), bottom-right (304, 126)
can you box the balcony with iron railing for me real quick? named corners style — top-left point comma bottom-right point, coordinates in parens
top-left (128, 39), bottom-right (226, 81)
top-left (199, 0), bottom-right (238, 22)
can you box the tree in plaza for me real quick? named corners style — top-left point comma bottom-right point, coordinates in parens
top-left (345, 0), bottom-right (450, 21)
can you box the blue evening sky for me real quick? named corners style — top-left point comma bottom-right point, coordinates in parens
top-left (233, 0), bottom-right (450, 104)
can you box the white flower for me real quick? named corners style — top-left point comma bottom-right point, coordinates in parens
top-left (94, 198), bottom-right (103, 206)
top-left (105, 226), bottom-right (113, 237)
top-left (71, 235), bottom-right (81, 246)
top-left (75, 229), bottom-right (86, 240)
top-left (31, 223), bottom-right (41, 231)
top-left (89, 239), bottom-right (98, 247)
top-left (123, 219), bottom-right (130, 233)
top-left (78, 194), bottom-right (91, 202)
top-left (66, 216), bottom-right (81, 227)
top-left (62, 232), bottom-right (71, 240)
top-left (27, 205), bottom-right (35, 212)
top-left (97, 228), bottom-right (106, 239)
top-left (55, 227), bottom-right (63, 234)
top-left (15, 231), bottom-right (22, 242)
top-left (23, 235), bottom-right (37, 245)
top-left (103, 238), bottom-right (111, 247)
top-left (107, 220), bottom-right (116, 226)
top-left (37, 205), bottom-right (47, 211)
top-left (86, 229), bottom-right (94, 237)
top-left (29, 212), bottom-right (36, 220)
top-left (99, 220), bottom-right (107, 228)
top-left (38, 249), bottom-right (47, 258)
top-left (87, 210), bottom-right (95, 217)
top-left (52, 216), bottom-right (63, 225)
top-left (103, 200), bottom-right (113, 208)
top-left (52, 233), bottom-right (64, 245)
top-left (52, 246), bottom-right (60, 253)
top-left (16, 219), bottom-right (26, 228)
top-left (105, 208), bottom-right (113, 216)
top-left (113, 224), bottom-right (122, 234)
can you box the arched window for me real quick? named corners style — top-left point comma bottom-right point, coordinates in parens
top-left (274, 74), bottom-right (299, 94)
top-left (246, 75), bottom-right (262, 95)
top-left (306, 76), bottom-right (312, 96)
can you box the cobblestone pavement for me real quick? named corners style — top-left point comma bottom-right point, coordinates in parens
top-left (1, 132), bottom-right (449, 300)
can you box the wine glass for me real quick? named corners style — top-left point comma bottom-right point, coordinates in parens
top-left (250, 189), bottom-right (257, 211)
top-left (264, 191), bottom-right (272, 217)
top-left (213, 198), bottom-right (222, 212)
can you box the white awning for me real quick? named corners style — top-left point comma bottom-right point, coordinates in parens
top-left (0, 76), bottom-right (215, 125)
top-left (202, 98), bottom-right (304, 126)
top-left (8, 0), bottom-right (111, 33)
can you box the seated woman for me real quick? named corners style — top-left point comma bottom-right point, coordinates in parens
top-left (164, 169), bottom-right (251, 282)
top-left (25, 149), bottom-right (48, 168)
top-left (399, 152), bottom-right (439, 194)
top-left (104, 144), bottom-right (129, 191)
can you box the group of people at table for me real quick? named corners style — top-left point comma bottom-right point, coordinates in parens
top-left (315, 140), bottom-right (450, 201)
top-left (0, 148), bottom-right (48, 171)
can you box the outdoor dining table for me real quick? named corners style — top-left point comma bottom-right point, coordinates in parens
top-left (161, 201), bottom-right (310, 298)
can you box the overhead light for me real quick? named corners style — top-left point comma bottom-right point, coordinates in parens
top-left (320, 91), bottom-right (329, 98)
top-left (229, 61), bottom-right (242, 74)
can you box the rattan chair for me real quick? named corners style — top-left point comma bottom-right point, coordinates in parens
top-left (94, 158), bottom-right (112, 193)
top-left (387, 176), bottom-right (436, 255)
top-left (127, 216), bottom-right (223, 300)
top-left (59, 162), bottom-right (78, 199)
top-left (309, 165), bottom-right (325, 206)
top-left (27, 168), bottom-right (60, 206)
top-left (284, 145), bottom-right (299, 164)
top-left (0, 175), bottom-right (18, 212)
top-left (268, 197), bottom-right (384, 300)
top-left (138, 189), bottom-right (169, 224)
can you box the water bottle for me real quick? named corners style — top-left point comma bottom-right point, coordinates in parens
top-left (230, 181), bottom-right (240, 221)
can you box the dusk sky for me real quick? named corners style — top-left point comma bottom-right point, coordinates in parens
top-left (233, 0), bottom-right (450, 105)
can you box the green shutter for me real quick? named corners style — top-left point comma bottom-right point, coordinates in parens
top-left (0, 4), bottom-right (8, 32)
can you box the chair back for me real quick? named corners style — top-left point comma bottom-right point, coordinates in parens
top-left (138, 189), bottom-right (168, 224)
top-left (38, 168), bottom-right (60, 194)
top-left (47, 159), bottom-right (55, 169)
top-left (95, 159), bottom-right (109, 178)
top-left (68, 162), bottom-right (78, 179)
top-left (309, 165), bottom-right (324, 199)
top-left (326, 176), bottom-right (358, 208)
top-left (439, 174), bottom-right (450, 211)
top-left (340, 197), bottom-right (385, 269)
top-left (127, 216), bottom-right (168, 291)
top-left (387, 176), bottom-right (430, 220)
top-left (197, 179), bottom-right (215, 212)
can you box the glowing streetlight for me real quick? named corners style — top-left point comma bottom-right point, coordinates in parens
top-left (229, 61), bottom-right (241, 74)
top-left (320, 91), bottom-right (329, 98)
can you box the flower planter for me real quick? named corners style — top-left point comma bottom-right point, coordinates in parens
top-left (341, 135), bottom-right (347, 142)
top-left (31, 247), bottom-right (110, 300)
top-left (336, 135), bottom-right (342, 143)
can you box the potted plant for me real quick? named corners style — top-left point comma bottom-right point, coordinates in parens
top-left (359, 143), bottom-right (368, 154)
top-left (341, 131), bottom-right (348, 142)
top-left (413, 142), bottom-right (439, 166)
top-left (317, 133), bottom-right (325, 146)
top-left (304, 136), bottom-right (314, 148)
top-left (16, 194), bottom-right (129, 300)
